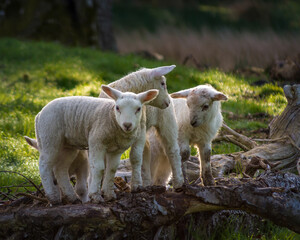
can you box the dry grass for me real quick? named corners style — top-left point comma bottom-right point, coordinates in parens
top-left (116, 27), bottom-right (300, 71)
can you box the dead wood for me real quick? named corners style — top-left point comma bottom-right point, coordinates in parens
top-left (210, 84), bottom-right (300, 176)
top-left (0, 171), bottom-right (299, 239)
top-left (219, 123), bottom-right (258, 151)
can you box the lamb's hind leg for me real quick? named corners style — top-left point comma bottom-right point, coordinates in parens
top-left (39, 152), bottom-right (61, 205)
top-left (197, 143), bottom-right (215, 186)
top-left (54, 148), bottom-right (81, 203)
top-left (71, 150), bottom-right (89, 203)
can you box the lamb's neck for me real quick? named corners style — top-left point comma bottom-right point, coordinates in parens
top-left (109, 71), bottom-right (151, 93)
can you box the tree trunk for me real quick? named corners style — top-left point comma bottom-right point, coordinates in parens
top-left (0, 171), bottom-right (299, 239)
top-left (0, 0), bottom-right (118, 51)
top-left (94, 0), bottom-right (117, 51)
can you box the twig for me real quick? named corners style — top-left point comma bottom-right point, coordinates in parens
top-left (0, 171), bottom-right (45, 197)
top-left (215, 135), bottom-right (251, 151)
top-left (287, 136), bottom-right (300, 152)
top-left (252, 137), bottom-right (288, 142)
top-left (16, 193), bottom-right (48, 203)
top-left (0, 191), bottom-right (16, 201)
top-left (221, 123), bottom-right (257, 149)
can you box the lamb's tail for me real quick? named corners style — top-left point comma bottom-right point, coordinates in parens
top-left (24, 136), bottom-right (39, 150)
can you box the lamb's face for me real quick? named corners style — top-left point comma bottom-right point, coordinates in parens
top-left (114, 95), bottom-right (143, 133)
top-left (144, 65), bottom-right (176, 109)
top-left (171, 85), bottom-right (228, 128)
top-left (186, 88), bottom-right (213, 127)
top-left (149, 75), bottom-right (171, 109)
top-left (101, 85), bottom-right (158, 133)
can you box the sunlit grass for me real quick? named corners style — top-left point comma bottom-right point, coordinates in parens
top-left (0, 38), bottom-right (287, 186)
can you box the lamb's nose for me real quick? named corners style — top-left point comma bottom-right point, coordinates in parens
top-left (190, 119), bottom-right (197, 127)
top-left (123, 122), bottom-right (132, 131)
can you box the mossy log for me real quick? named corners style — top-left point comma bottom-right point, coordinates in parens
top-left (0, 171), bottom-right (299, 239)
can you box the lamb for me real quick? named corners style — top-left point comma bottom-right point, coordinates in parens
top-left (30, 85), bottom-right (158, 204)
top-left (25, 65), bottom-right (184, 200)
top-left (149, 85), bottom-right (227, 186)
top-left (98, 65), bottom-right (184, 189)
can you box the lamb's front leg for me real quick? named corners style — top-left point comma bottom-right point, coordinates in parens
top-left (130, 134), bottom-right (146, 191)
top-left (102, 153), bottom-right (121, 201)
top-left (197, 143), bottom-right (215, 186)
top-left (141, 139), bottom-right (152, 186)
top-left (179, 142), bottom-right (191, 184)
top-left (88, 145), bottom-right (106, 203)
top-left (158, 129), bottom-right (184, 189)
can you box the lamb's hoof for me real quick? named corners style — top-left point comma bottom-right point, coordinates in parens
top-left (203, 177), bottom-right (216, 186)
top-left (103, 192), bottom-right (117, 202)
top-left (49, 201), bottom-right (62, 207)
top-left (173, 177), bottom-right (185, 189)
top-left (131, 185), bottom-right (145, 193)
top-left (194, 177), bottom-right (203, 186)
top-left (89, 193), bottom-right (104, 203)
top-left (48, 197), bottom-right (62, 206)
top-left (174, 183), bottom-right (187, 192)
top-left (142, 180), bottom-right (152, 187)
top-left (61, 195), bottom-right (81, 205)
top-left (72, 198), bottom-right (82, 204)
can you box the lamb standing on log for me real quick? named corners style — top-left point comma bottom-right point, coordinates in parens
top-left (28, 85), bottom-right (158, 204)
top-left (25, 65), bottom-right (184, 196)
top-left (149, 85), bottom-right (227, 186)
top-left (98, 65), bottom-right (184, 189)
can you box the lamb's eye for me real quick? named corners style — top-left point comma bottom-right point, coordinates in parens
top-left (116, 106), bottom-right (121, 112)
top-left (161, 81), bottom-right (166, 88)
top-left (136, 107), bottom-right (141, 113)
top-left (202, 104), bottom-right (209, 111)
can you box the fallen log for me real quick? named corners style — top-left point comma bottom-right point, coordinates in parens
top-left (0, 171), bottom-right (299, 239)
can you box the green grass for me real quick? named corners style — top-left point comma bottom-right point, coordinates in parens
top-left (0, 38), bottom-right (296, 238)
top-left (0, 37), bottom-right (288, 185)
top-left (187, 214), bottom-right (300, 240)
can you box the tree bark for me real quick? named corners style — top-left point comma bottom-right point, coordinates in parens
top-left (209, 84), bottom-right (300, 176)
top-left (0, 171), bottom-right (299, 239)
top-left (0, 0), bottom-right (118, 51)
top-left (94, 0), bottom-right (117, 51)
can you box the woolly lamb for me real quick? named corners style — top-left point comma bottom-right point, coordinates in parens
top-left (25, 65), bottom-right (184, 199)
top-left (150, 85), bottom-right (227, 186)
top-left (31, 85), bottom-right (158, 204)
top-left (99, 65), bottom-right (184, 189)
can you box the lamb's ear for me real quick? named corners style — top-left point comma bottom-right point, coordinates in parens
top-left (150, 65), bottom-right (176, 79)
top-left (101, 85), bottom-right (122, 100)
top-left (211, 92), bottom-right (228, 101)
top-left (170, 89), bottom-right (191, 99)
top-left (138, 90), bottom-right (159, 104)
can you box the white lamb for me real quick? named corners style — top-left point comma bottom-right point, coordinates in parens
top-left (30, 85), bottom-right (158, 204)
top-left (25, 65), bottom-right (184, 201)
top-left (99, 65), bottom-right (184, 189)
top-left (149, 85), bottom-right (227, 186)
